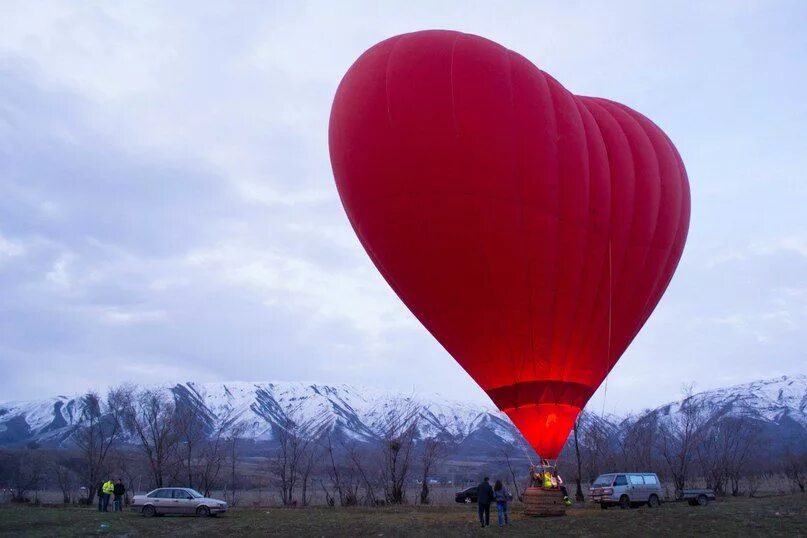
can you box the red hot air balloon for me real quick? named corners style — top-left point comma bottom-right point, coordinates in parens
top-left (329, 30), bottom-right (690, 460)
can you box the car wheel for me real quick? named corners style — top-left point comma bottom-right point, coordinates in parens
top-left (600, 503), bottom-right (608, 510)
top-left (142, 505), bottom-right (156, 517)
top-left (464, 496), bottom-right (472, 504)
top-left (648, 495), bottom-right (660, 508)
top-left (196, 505), bottom-right (211, 517)
top-left (697, 494), bottom-right (708, 506)
top-left (619, 495), bottom-right (630, 509)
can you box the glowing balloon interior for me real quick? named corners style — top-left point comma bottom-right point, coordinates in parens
top-left (329, 30), bottom-right (690, 459)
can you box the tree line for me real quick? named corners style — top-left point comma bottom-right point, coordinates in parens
top-left (0, 386), bottom-right (450, 507)
top-left (558, 386), bottom-right (806, 501)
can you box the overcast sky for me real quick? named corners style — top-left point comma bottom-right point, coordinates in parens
top-left (0, 1), bottom-right (805, 414)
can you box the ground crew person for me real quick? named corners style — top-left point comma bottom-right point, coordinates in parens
top-left (102, 479), bottom-right (115, 512)
top-left (113, 479), bottom-right (126, 512)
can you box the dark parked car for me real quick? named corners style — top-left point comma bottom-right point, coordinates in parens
top-left (676, 488), bottom-right (717, 506)
top-left (455, 486), bottom-right (478, 503)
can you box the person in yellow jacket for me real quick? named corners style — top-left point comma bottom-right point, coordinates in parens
top-left (542, 471), bottom-right (553, 489)
top-left (101, 479), bottom-right (115, 512)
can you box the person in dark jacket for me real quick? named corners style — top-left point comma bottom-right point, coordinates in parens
top-left (476, 477), bottom-right (495, 527)
top-left (113, 479), bottom-right (126, 512)
top-left (96, 482), bottom-right (104, 512)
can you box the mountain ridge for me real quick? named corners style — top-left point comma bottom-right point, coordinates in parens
top-left (0, 374), bottom-right (804, 454)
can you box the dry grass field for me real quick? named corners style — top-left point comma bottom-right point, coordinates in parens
top-left (0, 494), bottom-right (804, 537)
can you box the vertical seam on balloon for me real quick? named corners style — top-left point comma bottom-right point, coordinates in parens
top-left (637, 134), bottom-right (689, 327)
top-left (628, 113), bottom-right (685, 330)
top-left (457, 38), bottom-right (502, 388)
top-left (542, 78), bottom-right (562, 386)
top-left (517, 69), bottom-right (554, 388)
top-left (596, 99), bottom-right (637, 377)
top-left (604, 102), bottom-right (665, 354)
top-left (384, 36), bottom-right (405, 128)
top-left (571, 98), bottom-right (612, 393)
top-left (556, 96), bottom-right (592, 394)
top-left (504, 49), bottom-right (525, 394)
top-left (632, 120), bottom-right (688, 336)
top-left (497, 48), bottom-right (529, 390)
top-left (576, 98), bottom-right (619, 390)
top-left (363, 36), bottom-right (414, 319)
top-left (507, 52), bottom-right (532, 397)
top-left (449, 33), bottom-right (461, 138)
top-left (510, 67), bottom-right (539, 392)
top-left (473, 47), bottom-right (508, 387)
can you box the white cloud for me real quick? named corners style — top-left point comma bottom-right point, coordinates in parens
top-left (0, 233), bottom-right (25, 259)
top-left (184, 241), bottom-right (416, 344)
top-left (99, 307), bottom-right (167, 326)
top-left (45, 253), bottom-right (73, 289)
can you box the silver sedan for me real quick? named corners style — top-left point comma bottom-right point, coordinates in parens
top-left (131, 487), bottom-right (227, 517)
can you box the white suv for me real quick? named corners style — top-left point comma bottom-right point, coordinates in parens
top-left (589, 473), bottom-right (662, 509)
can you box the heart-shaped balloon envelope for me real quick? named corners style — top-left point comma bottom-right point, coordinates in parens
top-left (329, 30), bottom-right (690, 459)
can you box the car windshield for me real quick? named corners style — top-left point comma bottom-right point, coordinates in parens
top-left (186, 489), bottom-right (204, 498)
top-left (593, 474), bottom-right (614, 487)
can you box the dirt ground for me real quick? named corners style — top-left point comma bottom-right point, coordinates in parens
top-left (0, 494), bottom-right (804, 537)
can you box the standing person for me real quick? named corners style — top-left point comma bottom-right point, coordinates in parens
top-left (476, 477), bottom-right (494, 528)
top-left (96, 482), bottom-right (104, 512)
top-left (113, 479), bottom-right (126, 512)
top-left (102, 479), bottom-right (115, 512)
top-left (493, 480), bottom-right (510, 527)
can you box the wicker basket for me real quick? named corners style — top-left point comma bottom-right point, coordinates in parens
top-left (523, 487), bottom-right (566, 517)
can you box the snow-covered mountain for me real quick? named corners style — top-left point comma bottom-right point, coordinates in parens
top-left (652, 375), bottom-right (807, 427)
top-left (0, 375), bottom-right (804, 453)
top-left (0, 381), bottom-right (522, 451)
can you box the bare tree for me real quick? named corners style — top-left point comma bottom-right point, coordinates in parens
top-left (174, 398), bottom-right (209, 490)
top-left (657, 386), bottom-right (707, 492)
top-left (573, 417), bottom-right (585, 501)
top-left (694, 412), bottom-right (762, 496)
top-left (419, 438), bottom-right (447, 504)
top-left (344, 439), bottom-right (378, 505)
top-left (122, 388), bottom-right (180, 488)
top-left (298, 444), bottom-right (317, 506)
top-left (2, 450), bottom-right (45, 502)
top-left (51, 459), bottom-right (79, 503)
top-left (495, 445), bottom-right (526, 502)
top-left (197, 416), bottom-right (235, 497)
top-left (580, 416), bottom-right (617, 482)
top-left (321, 433), bottom-right (346, 506)
top-left (108, 447), bottom-right (143, 503)
top-left (268, 411), bottom-right (313, 506)
top-left (377, 399), bottom-right (420, 504)
top-left (723, 416), bottom-right (762, 496)
top-left (618, 413), bottom-right (658, 472)
top-left (783, 449), bottom-right (806, 493)
top-left (72, 387), bottom-right (127, 504)
top-left (319, 433), bottom-right (363, 506)
top-left (224, 422), bottom-right (246, 506)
